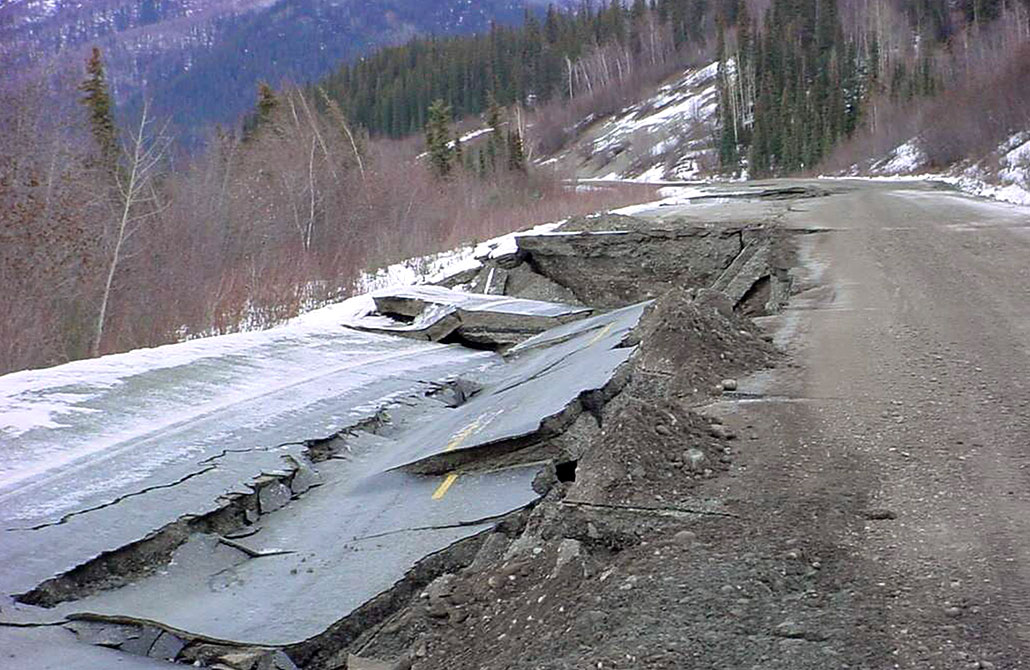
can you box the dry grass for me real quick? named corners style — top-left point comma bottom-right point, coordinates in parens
top-left (0, 80), bottom-right (659, 374)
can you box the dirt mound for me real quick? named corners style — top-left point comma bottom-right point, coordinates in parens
top-left (631, 287), bottom-right (780, 402)
top-left (323, 285), bottom-right (789, 670)
top-left (570, 396), bottom-right (729, 507)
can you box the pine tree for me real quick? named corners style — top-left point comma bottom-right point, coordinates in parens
top-left (507, 129), bottom-right (526, 172)
top-left (256, 82), bottom-right (279, 127)
top-left (425, 99), bottom-right (455, 178)
top-left (486, 92), bottom-right (504, 171)
top-left (79, 47), bottom-right (118, 172)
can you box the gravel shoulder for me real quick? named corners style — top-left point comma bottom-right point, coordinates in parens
top-left (346, 181), bottom-right (1030, 670)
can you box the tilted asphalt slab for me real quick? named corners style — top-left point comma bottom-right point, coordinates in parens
top-left (0, 329), bottom-right (497, 600)
top-left (353, 285), bottom-right (592, 340)
top-left (0, 294), bottom-right (646, 661)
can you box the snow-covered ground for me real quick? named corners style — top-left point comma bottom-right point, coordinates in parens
top-left (2, 184), bottom-right (708, 495)
top-left (560, 62), bottom-right (720, 182)
top-left (856, 132), bottom-right (1030, 207)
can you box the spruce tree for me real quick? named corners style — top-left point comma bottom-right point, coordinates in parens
top-left (425, 99), bottom-right (455, 178)
top-left (78, 47), bottom-right (118, 172)
top-left (507, 129), bottom-right (526, 172)
top-left (486, 92), bottom-right (504, 171)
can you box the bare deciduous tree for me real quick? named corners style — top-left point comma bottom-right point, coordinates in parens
top-left (93, 101), bottom-right (170, 357)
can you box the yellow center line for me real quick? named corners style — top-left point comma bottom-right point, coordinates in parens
top-left (587, 323), bottom-right (614, 347)
top-left (445, 422), bottom-right (480, 452)
top-left (432, 473), bottom-right (459, 500)
top-left (431, 420), bottom-right (482, 501)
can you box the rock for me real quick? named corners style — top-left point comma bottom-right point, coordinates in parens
top-left (552, 538), bottom-right (583, 576)
top-left (655, 424), bottom-right (672, 436)
top-left (258, 481), bottom-right (292, 514)
top-left (347, 654), bottom-right (397, 670)
top-left (721, 379), bottom-right (738, 391)
top-left (264, 651), bottom-right (299, 670)
top-left (774, 621), bottom-right (806, 639)
top-left (424, 574), bottom-right (457, 617)
top-left (673, 530), bottom-right (697, 545)
top-left (684, 448), bottom-right (707, 471)
top-left (944, 606), bottom-right (963, 618)
top-left (427, 600), bottom-right (450, 618)
top-left (709, 424), bottom-right (736, 440)
top-left (148, 632), bottom-right (185, 661)
top-left (862, 508), bottom-right (897, 520)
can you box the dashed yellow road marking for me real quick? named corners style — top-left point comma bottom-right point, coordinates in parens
top-left (587, 323), bottom-right (614, 347)
top-left (432, 473), bottom-right (459, 500)
top-left (445, 421), bottom-right (481, 452)
top-left (431, 420), bottom-right (482, 501)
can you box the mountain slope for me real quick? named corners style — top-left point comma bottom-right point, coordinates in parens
top-left (541, 61), bottom-right (721, 182)
top-left (0, 0), bottom-right (570, 141)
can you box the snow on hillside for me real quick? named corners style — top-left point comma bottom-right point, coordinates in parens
top-left (558, 62), bottom-right (720, 182)
top-left (859, 133), bottom-right (1030, 207)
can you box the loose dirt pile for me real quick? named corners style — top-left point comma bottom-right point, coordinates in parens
top-left (324, 282), bottom-right (809, 670)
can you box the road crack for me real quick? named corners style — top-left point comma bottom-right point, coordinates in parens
top-left (6, 466), bottom-right (218, 532)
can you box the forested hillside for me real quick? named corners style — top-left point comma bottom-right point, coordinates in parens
top-left (0, 0), bottom-right (570, 143)
top-left (322, 0), bottom-right (723, 138)
top-left (715, 0), bottom-right (1030, 176)
top-left (3, 0), bottom-right (1028, 375)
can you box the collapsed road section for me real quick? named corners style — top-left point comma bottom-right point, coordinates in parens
top-left (0, 289), bottom-right (648, 668)
top-left (1, 181), bottom-right (800, 669)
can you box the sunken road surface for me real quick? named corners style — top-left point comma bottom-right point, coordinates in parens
top-left (2, 179), bottom-right (1029, 669)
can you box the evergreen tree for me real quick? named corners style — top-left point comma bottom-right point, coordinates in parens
top-left (243, 82), bottom-right (280, 139)
top-left (425, 99), bottom-right (455, 178)
top-left (79, 47), bottom-right (118, 171)
top-left (507, 129), bottom-right (526, 172)
top-left (486, 92), bottom-right (505, 171)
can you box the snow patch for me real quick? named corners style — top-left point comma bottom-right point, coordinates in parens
top-left (876, 140), bottom-right (927, 175)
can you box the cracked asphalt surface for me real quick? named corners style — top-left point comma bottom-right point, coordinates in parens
top-left (348, 180), bottom-right (1030, 670)
top-left (0, 290), bottom-right (642, 665)
top-left (1, 178), bottom-right (1028, 669)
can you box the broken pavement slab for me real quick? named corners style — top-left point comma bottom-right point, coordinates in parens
top-left (0, 292), bottom-right (647, 666)
top-left (0, 334), bottom-right (499, 603)
top-left (384, 302), bottom-right (647, 474)
top-left (352, 285), bottom-right (591, 345)
top-left (45, 463), bottom-right (543, 648)
top-left (514, 226), bottom-right (766, 308)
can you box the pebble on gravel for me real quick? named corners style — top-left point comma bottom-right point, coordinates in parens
top-left (862, 508), bottom-right (898, 520)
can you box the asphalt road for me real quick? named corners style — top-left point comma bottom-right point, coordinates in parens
top-left (0, 329), bottom-right (497, 600)
top-left (0, 289), bottom-right (642, 662)
top-left (712, 180), bottom-right (1030, 666)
